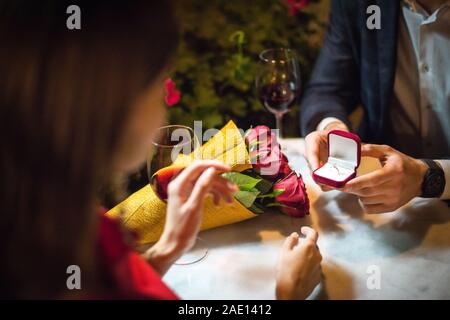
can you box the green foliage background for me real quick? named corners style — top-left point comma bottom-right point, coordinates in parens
top-left (169, 0), bottom-right (326, 137)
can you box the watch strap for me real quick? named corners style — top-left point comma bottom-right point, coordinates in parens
top-left (419, 159), bottom-right (445, 198)
top-left (420, 159), bottom-right (441, 171)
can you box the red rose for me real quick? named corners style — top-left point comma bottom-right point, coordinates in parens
top-left (285, 0), bottom-right (309, 16)
top-left (246, 126), bottom-right (291, 180)
top-left (274, 171), bottom-right (309, 218)
top-left (279, 153), bottom-right (292, 176)
top-left (250, 143), bottom-right (292, 180)
top-left (245, 125), bottom-right (275, 150)
top-left (164, 78), bottom-right (181, 107)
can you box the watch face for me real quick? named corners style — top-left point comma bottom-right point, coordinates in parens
top-left (424, 172), bottom-right (445, 197)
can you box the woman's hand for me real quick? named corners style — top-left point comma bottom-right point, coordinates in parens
top-left (144, 160), bottom-right (237, 275)
top-left (276, 227), bottom-right (322, 300)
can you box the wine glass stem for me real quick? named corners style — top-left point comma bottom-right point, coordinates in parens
top-left (275, 112), bottom-right (283, 139)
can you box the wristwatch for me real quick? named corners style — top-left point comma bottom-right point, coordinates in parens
top-left (419, 159), bottom-right (446, 198)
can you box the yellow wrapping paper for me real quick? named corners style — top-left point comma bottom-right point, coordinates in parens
top-left (106, 120), bottom-right (257, 244)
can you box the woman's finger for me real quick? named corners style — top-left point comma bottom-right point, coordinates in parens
top-left (184, 167), bottom-right (218, 211)
top-left (211, 190), bottom-right (221, 206)
top-left (211, 174), bottom-right (239, 192)
top-left (172, 160), bottom-right (231, 191)
top-left (301, 226), bottom-right (319, 243)
top-left (210, 181), bottom-right (235, 204)
top-left (210, 174), bottom-right (238, 202)
top-left (283, 232), bottom-right (300, 251)
top-left (311, 268), bottom-right (322, 287)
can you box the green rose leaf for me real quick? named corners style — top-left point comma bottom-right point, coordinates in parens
top-left (257, 188), bottom-right (284, 199)
top-left (234, 190), bottom-right (260, 208)
top-left (255, 178), bottom-right (273, 194)
top-left (221, 172), bottom-right (261, 191)
top-left (266, 202), bottom-right (290, 208)
top-left (249, 203), bottom-right (265, 214)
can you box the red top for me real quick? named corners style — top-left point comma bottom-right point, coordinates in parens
top-left (97, 211), bottom-right (178, 300)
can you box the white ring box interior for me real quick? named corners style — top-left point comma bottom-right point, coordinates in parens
top-left (313, 130), bottom-right (361, 187)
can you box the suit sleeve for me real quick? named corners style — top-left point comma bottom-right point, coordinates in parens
top-left (300, 0), bottom-right (361, 136)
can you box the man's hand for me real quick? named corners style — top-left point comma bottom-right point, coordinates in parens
top-left (305, 120), bottom-right (349, 191)
top-left (276, 227), bottom-right (322, 300)
top-left (343, 144), bottom-right (428, 214)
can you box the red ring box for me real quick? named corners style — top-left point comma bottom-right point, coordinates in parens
top-left (312, 130), bottom-right (361, 188)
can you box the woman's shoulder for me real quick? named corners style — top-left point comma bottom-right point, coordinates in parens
top-left (98, 210), bottom-right (135, 264)
top-left (97, 209), bottom-right (178, 300)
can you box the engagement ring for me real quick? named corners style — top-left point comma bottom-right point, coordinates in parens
top-left (332, 164), bottom-right (341, 175)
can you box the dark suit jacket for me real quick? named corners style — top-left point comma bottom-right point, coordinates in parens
top-left (300, 0), bottom-right (450, 204)
top-left (300, 0), bottom-right (399, 142)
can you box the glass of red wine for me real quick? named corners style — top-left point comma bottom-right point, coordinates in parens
top-left (147, 125), bottom-right (207, 265)
top-left (255, 48), bottom-right (301, 138)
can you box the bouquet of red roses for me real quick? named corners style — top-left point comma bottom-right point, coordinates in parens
top-left (229, 125), bottom-right (309, 218)
top-left (153, 125), bottom-right (309, 218)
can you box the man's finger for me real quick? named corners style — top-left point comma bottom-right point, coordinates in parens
top-left (301, 226), bottom-right (318, 243)
top-left (359, 194), bottom-right (388, 205)
top-left (349, 186), bottom-right (386, 197)
top-left (344, 167), bottom-right (391, 192)
top-left (361, 144), bottom-right (391, 158)
top-left (320, 184), bottom-right (334, 192)
top-left (305, 140), bottom-right (320, 171)
top-left (362, 203), bottom-right (390, 214)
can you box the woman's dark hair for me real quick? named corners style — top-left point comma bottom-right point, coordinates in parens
top-left (0, 0), bottom-right (178, 298)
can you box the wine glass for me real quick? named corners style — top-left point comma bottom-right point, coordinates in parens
top-left (255, 48), bottom-right (301, 139)
top-left (147, 125), bottom-right (207, 265)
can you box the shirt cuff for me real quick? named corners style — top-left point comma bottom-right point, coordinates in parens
top-left (317, 117), bottom-right (346, 132)
top-left (435, 160), bottom-right (450, 200)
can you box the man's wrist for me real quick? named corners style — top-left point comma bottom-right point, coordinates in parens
top-left (415, 159), bottom-right (429, 197)
top-left (317, 117), bottom-right (349, 132)
top-left (324, 121), bottom-right (349, 132)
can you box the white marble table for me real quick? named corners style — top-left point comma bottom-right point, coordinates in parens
top-left (163, 139), bottom-right (450, 299)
